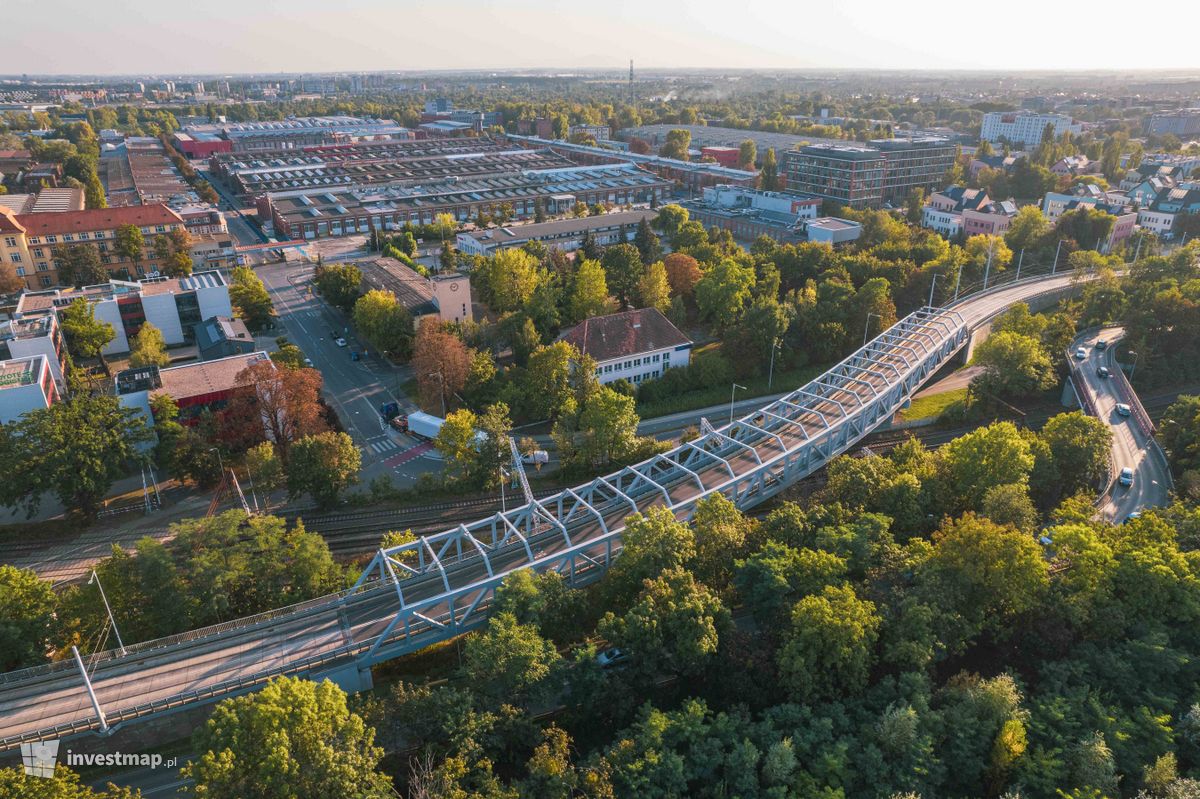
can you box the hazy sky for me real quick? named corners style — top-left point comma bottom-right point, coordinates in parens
top-left (3, 0), bottom-right (1198, 75)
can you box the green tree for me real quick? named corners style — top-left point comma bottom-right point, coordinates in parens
top-left (0, 565), bottom-right (58, 671)
top-left (970, 330), bottom-right (1056, 400)
top-left (601, 243), bottom-right (644, 309)
top-left (1039, 411), bottom-right (1113, 499)
top-left (434, 408), bottom-right (480, 483)
top-left (352, 289), bottom-right (413, 359)
top-left (922, 513), bottom-right (1049, 646)
top-left (598, 567), bottom-right (731, 677)
top-left (660, 128), bottom-right (691, 161)
top-left (738, 139), bottom-right (757, 170)
top-left (244, 441), bottom-right (284, 493)
top-left (636, 261), bottom-right (671, 313)
top-left (695, 258), bottom-right (756, 331)
top-left (286, 432), bottom-right (360, 508)
top-left (53, 243), bottom-right (107, 287)
top-left (760, 148), bottom-right (779, 191)
top-left (477, 247), bottom-right (544, 312)
top-left (1004, 205), bottom-right (1051, 254)
top-left (734, 542), bottom-right (848, 624)
top-left (633, 216), bottom-right (662, 264)
top-left (0, 766), bottom-right (141, 797)
top-left (524, 341), bottom-right (577, 421)
top-left (906, 187), bottom-right (926, 224)
top-left (937, 421), bottom-right (1035, 513)
top-left (777, 584), bottom-right (881, 702)
top-left (462, 612), bottom-right (562, 704)
top-left (492, 569), bottom-right (584, 646)
top-left (128, 322), bottom-right (169, 368)
top-left (1160, 395), bottom-right (1200, 481)
top-left (184, 676), bottom-right (392, 799)
top-left (653, 205), bottom-right (690, 243)
top-left (603, 506), bottom-right (696, 606)
top-left (980, 483), bottom-right (1039, 533)
top-left (228, 266), bottom-right (274, 331)
top-left (567, 258), bottom-right (610, 322)
top-left (571, 385), bottom-right (640, 467)
top-left (1, 395), bottom-right (149, 518)
top-left (112, 223), bottom-right (144, 272)
top-left (313, 262), bottom-right (362, 313)
top-left (1056, 207), bottom-right (1115, 250)
top-left (58, 297), bottom-right (114, 362)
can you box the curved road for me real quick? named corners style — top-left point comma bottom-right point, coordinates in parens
top-left (1070, 327), bottom-right (1172, 522)
top-left (0, 270), bottom-right (1092, 751)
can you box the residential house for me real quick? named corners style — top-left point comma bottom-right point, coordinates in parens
top-left (558, 308), bottom-right (692, 387)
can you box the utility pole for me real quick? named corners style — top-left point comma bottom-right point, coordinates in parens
top-left (1133, 235), bottom-right (1143, 263)
top-left (983, 240), bottom-right (994, 290)
top-left (1052, 239), bottom-right (1063, 274)
top-left (89, 571), bottom-right (126, 656)
top-left (1016, 248), bottom-right (1024, 280)
top-left (928, 273), bottom-right (939, 307)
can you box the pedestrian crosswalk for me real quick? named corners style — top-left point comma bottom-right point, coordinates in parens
top-left (363, 438), bottom-right (400, 454)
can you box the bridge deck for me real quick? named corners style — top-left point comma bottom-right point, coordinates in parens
top-left (0, 272), bottom-right (1087, 749)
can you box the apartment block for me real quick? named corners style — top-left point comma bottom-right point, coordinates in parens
top-left (1, 204), bottom-right (187, 290)
top-left (0, 354), bottom-right (59, 424)
top-left (980, 111), bottom-right (1081, 146)
top-left (15, 270), bottom-right (232, 356)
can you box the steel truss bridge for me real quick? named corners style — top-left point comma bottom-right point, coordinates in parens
top-left (0, 270), bottom-right (1086, 751)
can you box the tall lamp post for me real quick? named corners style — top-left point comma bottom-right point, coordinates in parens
top-left (863, 312), bottom-right (879, 347)
top-left (767, 338), bottom-right (782, 391)
top-left (1128, 350), bottom-right (1140, 380)
top-left (89, 570), bottom-right (126, 656)
top-left (729, 383), bottom-right (747, 424)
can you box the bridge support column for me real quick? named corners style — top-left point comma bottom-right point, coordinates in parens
top-left (1062, 378), bottom-right (1080, 408)
top-left (318, 662), bottom-right (374, 695)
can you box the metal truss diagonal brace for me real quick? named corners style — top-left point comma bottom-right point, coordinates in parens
top-left (699, 418), bottom-right (762, 464)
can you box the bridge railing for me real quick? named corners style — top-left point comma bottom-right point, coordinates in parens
top-left (0, 269), bottom-right (1107, 749)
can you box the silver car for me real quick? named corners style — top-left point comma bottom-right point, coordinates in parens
top-left (1119, 467), bottom-right (1134, 487)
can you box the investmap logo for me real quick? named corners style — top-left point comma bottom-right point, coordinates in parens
top-left (20, 739), bottom-right (174, 778)
top-left (20, 740), bottom-right (59, 778)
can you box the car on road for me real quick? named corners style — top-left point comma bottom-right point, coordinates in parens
top-left (1074, 346), bottom-right (1087, 360)
top-left (1118, 467), bottom-right (1134, 487)
top-left (1095, 339), bottom-right (1108, 351)
top-left (1124, 510), bottom-right (1142, 523)
top-left (1115, 403), bottom-right (1131, 417)
top-left (335, 337), bottom-right (348, 347)
top-left (596, 647), bottom-right (630, 669)
top-left (1097, 366), bottom-right (1110, 379)
top-left (303, 357), bottom-right (314, 367)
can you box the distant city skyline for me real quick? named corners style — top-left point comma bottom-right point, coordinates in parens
top-left (3, 0), bottom-right (1199, 76)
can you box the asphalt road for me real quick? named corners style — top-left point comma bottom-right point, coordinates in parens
top-left (256, 261), bottom-right (443, 488)
top-left (1071, 327), bottom-right (1172, 523)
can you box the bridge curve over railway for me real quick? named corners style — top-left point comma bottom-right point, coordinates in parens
top-left (0, 270), bottom-right (1089, 751)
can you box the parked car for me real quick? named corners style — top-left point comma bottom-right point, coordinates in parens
top-left (303, 357), bottom-right (314, 367)
top-left (522, 450), bottom-right (550, 465)
top-left (1074, 346), bottom-right (1087, 360)
top-left (335, 337), bottom-right (348, 347)
top-left (596, 647), bottom-right (630, 669)
top-left (1119, 467), bottom-right (1134, 487)
top-left (1115, 403), bottom-right (1131, 417)
top-left (1095, 339), bottom-right (1108, 351)
top-left (1097, 366), bottom-right (1110, 379)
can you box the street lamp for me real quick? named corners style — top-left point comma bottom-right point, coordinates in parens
top-left (499, 466), bottom-right (509, 513)
top-left (927, 273), bottom-right (939, 308)
top-left (89, 570), bottom-right (126, 656)
top-left (729, 383), bottom-right (747, 424)
top-left (1128, 350), bottom-right (1140, 380)
top-left (427, 372), bottom-right (446, 417)
top-left (863, 312), bottom-right (879, 347)
top-left (209, 447), bottom-right (224, 479)
top-left (767, 338), bottom-right (782, 391)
